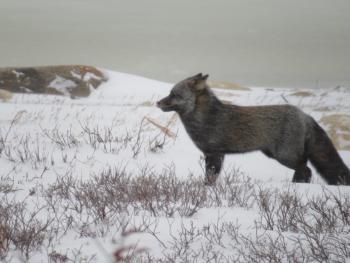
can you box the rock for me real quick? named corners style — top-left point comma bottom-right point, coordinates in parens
top-left (0, 65), bottom-right (108, 98)
top-left (0, 89), bottom-right (13, 102)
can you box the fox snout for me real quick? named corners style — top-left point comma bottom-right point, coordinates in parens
top-left (156, 99), bottom-right (164, 108)
top-left (156, 96), bottom-right (176, 112)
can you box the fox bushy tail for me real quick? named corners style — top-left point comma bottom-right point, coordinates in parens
top-left (307, 120), bottom-right (350, 185)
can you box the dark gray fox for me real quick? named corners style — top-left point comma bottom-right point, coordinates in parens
top-left (157, 73), bottom-right (350, 185)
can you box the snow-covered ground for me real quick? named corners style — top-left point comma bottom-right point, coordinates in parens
top-left (0, 70), bottom-right (349, 262)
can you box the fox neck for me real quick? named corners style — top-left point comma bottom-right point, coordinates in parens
top-left (178, 88), bottom-right (223, 115)
top-left (178, 88), bottom-right (226, 151)
top-left (187, 88), bottom-right (223, 118)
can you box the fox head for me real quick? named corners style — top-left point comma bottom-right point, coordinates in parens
top-left (156, 73), bottom-right (209, 114)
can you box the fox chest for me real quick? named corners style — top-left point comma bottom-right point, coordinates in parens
top-left (182, 122), bottom-right (224, 153)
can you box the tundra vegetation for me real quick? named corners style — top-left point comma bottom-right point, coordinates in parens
top-left (0, 70), bottom-right (349, 262)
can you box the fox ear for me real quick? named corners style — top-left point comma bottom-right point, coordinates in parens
top-left (193, 73), bottom-right (203, 79)
top-left (188, 73), bottom-right (209, 90)
top-left (201, 74), bottom-right (209, 81)
top-left (194, 74), bottom-right (209, 90)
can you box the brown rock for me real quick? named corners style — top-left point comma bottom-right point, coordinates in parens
top-left (0, 89), bottom-right (13, 101)
top-left (0, 65), bottom-right (108, 98)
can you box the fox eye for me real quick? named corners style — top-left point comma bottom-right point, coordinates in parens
top-left (171, 92), bottom-right (181, 98)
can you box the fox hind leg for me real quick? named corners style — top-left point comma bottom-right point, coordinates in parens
top-left (274, 152), bottom-right (312, 183)
top-left (292, 165), bottom-right (312, 183)
top-left (204, 153), bottom-right (224, 186)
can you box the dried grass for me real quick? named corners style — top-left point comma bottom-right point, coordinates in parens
top-left (144, 115), bottom-right (177, 139)
top-left (289, 90), bottom-right (314, 97)
top-left (314, 106), bottom-right (334, 112)
top-left (320, 114), bottom-right (350, 150)
top-left (208, 81), bottom-right (250, 91)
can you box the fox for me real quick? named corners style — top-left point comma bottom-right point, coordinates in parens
top-left (156, 73), bottom-right (350, 185)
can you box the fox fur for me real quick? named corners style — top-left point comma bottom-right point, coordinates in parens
top-left (157, 73), bottom-right (350, 185)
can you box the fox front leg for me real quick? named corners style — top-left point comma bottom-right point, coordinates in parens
top-left (204, 153), bottom-right (225, 185)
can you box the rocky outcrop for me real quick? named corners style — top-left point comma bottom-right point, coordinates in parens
top-left (0, 89), bottom-right (13, 101)
top-left (0, 65), bottom-right (108, 98)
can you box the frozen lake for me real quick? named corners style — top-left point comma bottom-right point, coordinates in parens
top-left (1, 0), bottom-right (350, 88)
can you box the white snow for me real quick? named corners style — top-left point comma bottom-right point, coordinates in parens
top-left (0, 70), bottom-right (349, 262)
top-left (12, 70), bottom-right (24, 79)
top-left (48, 75), bottom-right (77, 96)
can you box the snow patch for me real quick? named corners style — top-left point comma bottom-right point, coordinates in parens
top-left (1, 70), bottom-right (349, 262)
top-left (83, 72), bottom-right (100, 82)
top-left (12, 70), bottom-right (25, 78)
top-left (48, 75), bottom-right (77, 96)
top-left (70, 70), bottom-right (82, 79)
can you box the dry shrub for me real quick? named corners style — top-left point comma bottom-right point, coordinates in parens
top-left (45, 164), bottom-right (207, 223)
top-left (207, 169), bottom-right (256, 208)
top-left (250, 185), bottom-right (350, 262)
top-left (0, 198), bottom-right (52, 260)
